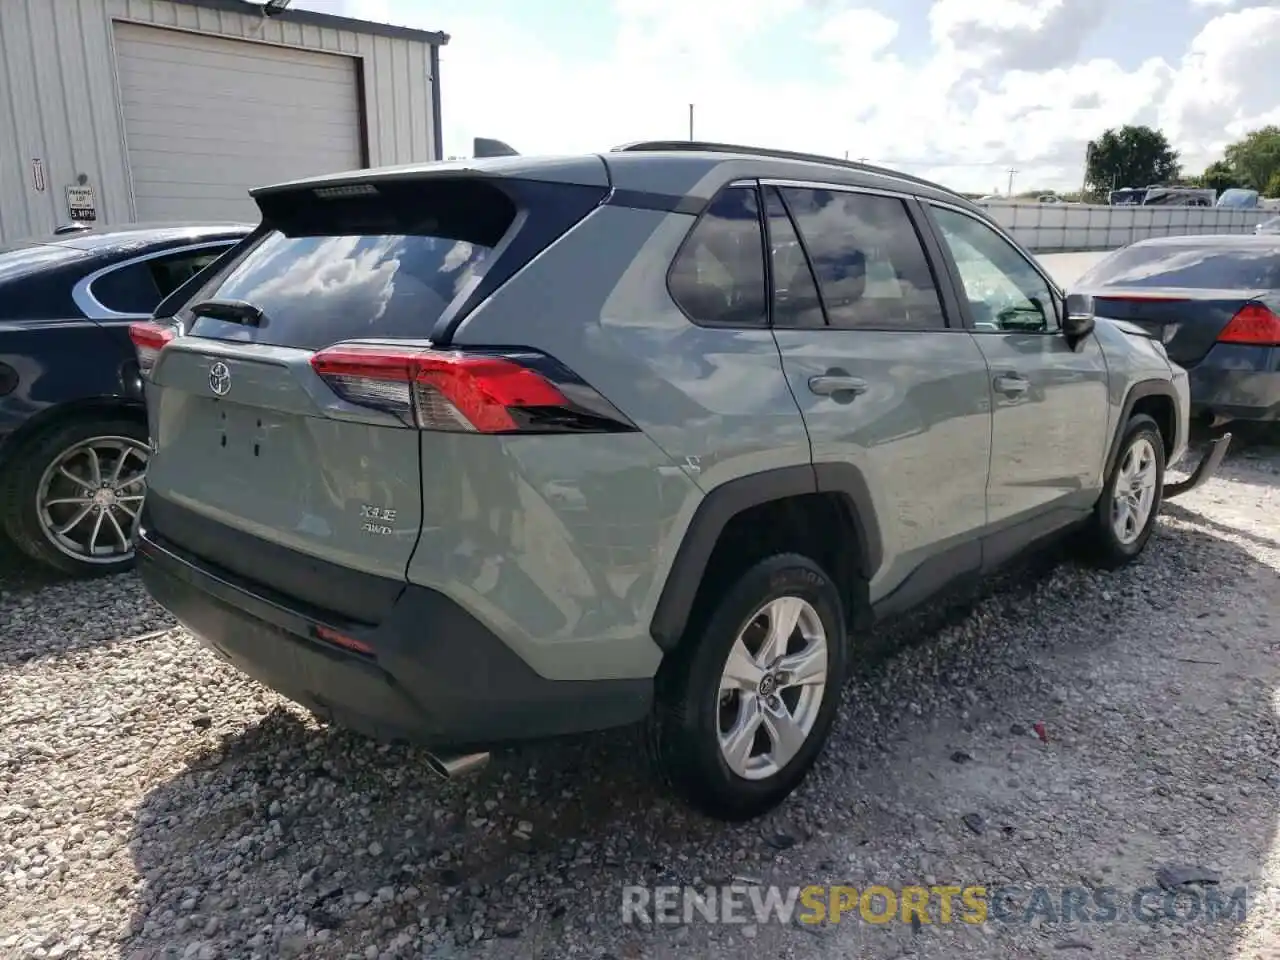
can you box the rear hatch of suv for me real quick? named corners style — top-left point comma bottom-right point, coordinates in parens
top-left (136, 164), bottom-right (618, 624)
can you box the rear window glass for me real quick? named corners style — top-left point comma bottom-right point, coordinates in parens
top-left (184, 180), bottom-right (517, 350)
top-left (1077, 244), bottom-right (1280, 290)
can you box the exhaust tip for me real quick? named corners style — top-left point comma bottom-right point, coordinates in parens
top-left (425, 751), bottom-right (490, 780)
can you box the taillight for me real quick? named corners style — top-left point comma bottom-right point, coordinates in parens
top-left (1217, 303), bottom-right (1280, 346)
top-left (128, 321), bottom-right (176, 377)
top-left (308, 343), bottom-right (636, 434)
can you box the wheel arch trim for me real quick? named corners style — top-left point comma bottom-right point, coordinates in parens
top-left (1104, 379), bottom-right (1179, 480)
top-left (649, 463), bottom-right (882, 651)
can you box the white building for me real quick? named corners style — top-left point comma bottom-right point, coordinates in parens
top-left (0, 0), bottom-right (447, 241)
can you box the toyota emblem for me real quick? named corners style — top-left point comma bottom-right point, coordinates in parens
top-left (209, 361), bottom-right (232, 396)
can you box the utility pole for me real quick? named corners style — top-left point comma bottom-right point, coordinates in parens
top-left (1006, 167), bottom-right (1018, 197)
top-left (688, 104), bottom-right (694, 141)
top-left (1081, 143), bottom-right (1093, 202)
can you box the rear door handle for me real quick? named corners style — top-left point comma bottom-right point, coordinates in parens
top-left (993, 373), bottom-right (1030, 396)
top-left (808, 374), bottom-right (869, 397)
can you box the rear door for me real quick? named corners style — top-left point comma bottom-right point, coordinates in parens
top-left (923, 202), bottom-right (1110, 541)
top-left (764, 181), bottom-right (993, 603)
top-left (142, 174), bottom-right (606, 609)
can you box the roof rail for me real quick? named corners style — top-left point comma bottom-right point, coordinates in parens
top-left (611, 140), bottom-right (962, 198)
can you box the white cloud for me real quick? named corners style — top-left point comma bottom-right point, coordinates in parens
top-left (1161, 6), bottom-right (1280, 167)
top-left (328, 0), bottom-right (1280, 193)
top-left (929, 0), bottom-right (1109, 71)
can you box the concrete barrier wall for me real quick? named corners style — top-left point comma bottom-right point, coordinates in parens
top-left (975, 201), bottom-right (1271, 253)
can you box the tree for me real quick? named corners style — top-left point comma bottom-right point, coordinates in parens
top-left (1200, 160), bottom-right (1240, 195)
top-left (1224, 126), bottom-right (1280, 192)
top-left (1268, 171), bottom-right (1280, 198)
top-left (1085, 126), bottom-right (1181, 194)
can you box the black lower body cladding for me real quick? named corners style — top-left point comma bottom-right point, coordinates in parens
top-left (135, 530), bottom-right (652, 750)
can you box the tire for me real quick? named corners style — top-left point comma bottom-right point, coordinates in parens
top-left (1080, 413), bottom-right (1165, 569)
top-left (647, 553), bottom-right (848, 821)
top-left (0, 415), bottom-right (150, 578)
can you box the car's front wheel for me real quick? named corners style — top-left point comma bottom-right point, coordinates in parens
top-left (0, 416), bottom-right (149, 577)
top-left (648, 553), bottom-right (847, 821)
top-left (1081, 413), bottom-right (1166, 568)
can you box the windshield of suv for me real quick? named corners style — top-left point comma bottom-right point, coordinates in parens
top-left (182, 179), bottom-right (517, 350)
top-left (1077, 242), bottom-right (1280, 290)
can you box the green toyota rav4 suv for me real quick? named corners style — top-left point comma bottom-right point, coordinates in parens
top-left (130, 142), bottom-right (1230, 821)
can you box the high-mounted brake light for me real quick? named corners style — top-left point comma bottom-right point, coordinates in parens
top-left (1217, 303), bottom-right (1280, 346)
top-left (128, 321), bottom-right (176, 377)
top-left (309, 343), bottom-right (636, 435)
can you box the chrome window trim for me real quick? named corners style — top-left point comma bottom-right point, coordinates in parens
top-left (72, 240), bottom-right (238, 322)
top-left (759, 177), bottom-right (914, 202)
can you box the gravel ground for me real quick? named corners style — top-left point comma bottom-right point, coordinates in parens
top-left (2, 435), bottom-right (1279, 960)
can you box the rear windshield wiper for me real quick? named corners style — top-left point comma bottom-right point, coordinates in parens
top-left (189, 298), bottom-right (264, 327)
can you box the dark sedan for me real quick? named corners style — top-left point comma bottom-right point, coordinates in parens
top-left (0, 222), bottom-right (253, 576)
top-left (1074, 235), bottom-right (1280, 428)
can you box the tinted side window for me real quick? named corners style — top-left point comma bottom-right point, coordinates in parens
top-left (780, 188), bottom-right (946, 330)
top-left (764, 187), bottom-right (825, 328)
top-left (90, 261), bottom-right (162, 314)
top-left (90, 249), bottom-right (229, 315)
top-left (931, 207), bottom-right (1058, 333)
top-left (150, 249), bottom-right (228, 297)
top-left (668, 186), bottom-right (767, 327)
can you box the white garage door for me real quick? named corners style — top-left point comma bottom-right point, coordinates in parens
top-left (113, 22), bottom-right (363, 222)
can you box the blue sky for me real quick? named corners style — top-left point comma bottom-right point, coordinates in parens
top-left (293, 0), bottom-right (1280, 192)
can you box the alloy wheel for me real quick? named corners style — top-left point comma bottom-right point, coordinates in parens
top-left (1111, 436), bottom-right (1158, 545)
top-left (35, 437), bottom-right (149, 565)
top-left (716, 595), bottom-right (829, 780)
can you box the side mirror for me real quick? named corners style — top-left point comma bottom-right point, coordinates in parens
top-left (1063, 292), bottom-right (1096, 341)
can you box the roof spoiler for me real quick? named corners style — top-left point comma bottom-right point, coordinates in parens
top-left (473, 137), bottom-right (520, 158)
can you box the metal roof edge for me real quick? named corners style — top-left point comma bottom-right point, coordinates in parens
top-left (168, 0), bottom-right (449, 46)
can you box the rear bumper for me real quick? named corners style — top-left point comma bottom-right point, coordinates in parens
top-left (136, 531), bottom-right (652, 750)
top-left (1187, 344), bottom-right (1280, 423)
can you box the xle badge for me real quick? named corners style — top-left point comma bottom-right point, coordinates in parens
top-left (360, 504), bottom-right (396, 536)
